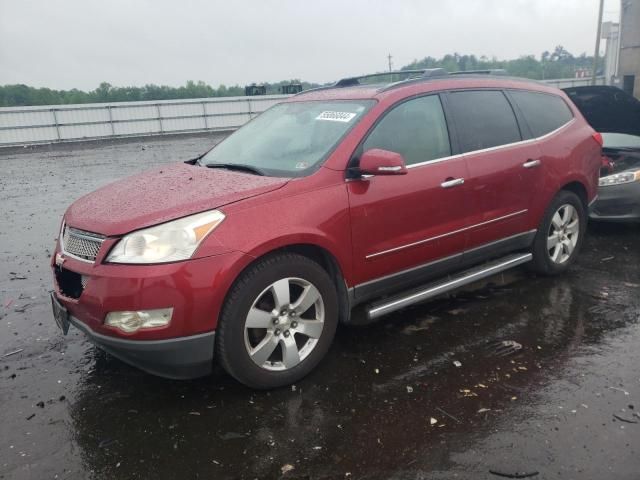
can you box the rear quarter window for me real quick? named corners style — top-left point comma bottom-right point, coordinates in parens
top-left (448, 90), bottom-right (522, 153)
top-left (510, 90), bottom-right (574, 138)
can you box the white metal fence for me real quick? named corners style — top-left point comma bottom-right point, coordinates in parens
top-left (0, 95), bottom-right (290, 146)
top-left (542, 76), bottom-right (606, 88)
top-left (0, 76), bottom-right (607, 147)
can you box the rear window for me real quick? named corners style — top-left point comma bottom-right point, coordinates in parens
top-left (510, 90), bottom-right (573, 137)
top-left (448, 90), bottom-right (521, 153)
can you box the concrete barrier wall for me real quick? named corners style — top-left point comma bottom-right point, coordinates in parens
top-left (0, 95), bottom-right (290, 146)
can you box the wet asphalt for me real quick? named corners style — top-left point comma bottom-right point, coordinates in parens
top-left (1, 134), bottom-right (639, 480)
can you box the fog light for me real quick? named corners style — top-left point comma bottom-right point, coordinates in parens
top-left (104, 308), bottom-right (173, 333)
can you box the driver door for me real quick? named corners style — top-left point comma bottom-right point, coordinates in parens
top-left (347, 94), bottom-right (471, 299)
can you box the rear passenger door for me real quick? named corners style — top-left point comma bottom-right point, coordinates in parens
top-left (446, 90), bottom-right (544, 257)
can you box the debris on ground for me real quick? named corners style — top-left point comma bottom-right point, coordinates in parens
top-left (489, 470), bottom-right (539, 478)
top-left (487, 340), bottom-right (523, 357)
top-left (14, 303), bottom-right (35, 313)
top-left (402, 316), bottom-right (437, 334)
top-left (3, 349), bottom-right (24, 357)
top-left (436, 407), bottom-right (461, 424)
top-left (453, 360), bottom-right (462, 368)
top-left (26, 414), bottom-right (35, 420)
top-left (600, 256), bottom-right (614, 262)
top-left (429, 417), bottom-right (438, 425)
top-left (406, 386), bottom-right (414, 393)
top-left (608, 387), bottom-right (630, 396)
top-left (613, 414), bottom-right (638, 424)
top-left (281, 464), bottom-right (295, 474)
top-left (99, 438), bottom-right (116, 448)
top-left (9, 273), bottom-right (27, 280)
top-left (188, 411), bottom-right (201, 416)
top-left (477, 408), bottom-right (491, 414)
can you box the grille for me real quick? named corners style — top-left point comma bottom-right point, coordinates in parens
top-left (61, 225), bottom-right (105, 262)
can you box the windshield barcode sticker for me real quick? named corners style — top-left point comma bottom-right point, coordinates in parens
top-left (315, 111), bottom-right (357, 122)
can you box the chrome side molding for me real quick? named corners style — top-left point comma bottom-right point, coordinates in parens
top-left (366, 252), bottom-right (532, 319)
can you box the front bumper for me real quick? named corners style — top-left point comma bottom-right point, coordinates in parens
top-left (68, 311), bottom-right (215, 379)
top-left (51, 247), bottom-right (254, 378)
top-left (590, 182), bottom-right (640, 222)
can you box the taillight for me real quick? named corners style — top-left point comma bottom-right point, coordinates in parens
top-left (592, 132), bottom-right (603, 147)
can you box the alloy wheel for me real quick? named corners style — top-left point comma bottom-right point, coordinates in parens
top-left (547, 203), bottom-right (580, 264)
top-left (244, 277), bottom-right (325, 371)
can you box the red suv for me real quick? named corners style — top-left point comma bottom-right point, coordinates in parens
top-left (51, 69), bottom-right (602, 388)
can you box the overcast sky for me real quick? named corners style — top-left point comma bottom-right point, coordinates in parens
top-left (0, 0), bottom-right (621, 91)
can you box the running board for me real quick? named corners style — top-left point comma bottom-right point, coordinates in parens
top-left (366, 253), bottom-right (532, 320)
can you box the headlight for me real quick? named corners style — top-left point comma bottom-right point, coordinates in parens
top-left (106, 210), bottom-right (225, 264)
top-left (599, 170), bottom-right (640, 187)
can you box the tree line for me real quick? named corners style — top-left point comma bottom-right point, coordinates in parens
top-left (0, 46), bottom-right (603, 107)
top-left (402, 45), bottom-right (603, 80)
top-left (0, 80), bottom-right (320, 108)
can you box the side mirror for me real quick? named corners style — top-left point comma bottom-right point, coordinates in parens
top-left (358, 149), bottom-right (408, 176)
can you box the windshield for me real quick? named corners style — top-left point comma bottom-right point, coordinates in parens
top-left (200, 100), bottom-right (374, 177)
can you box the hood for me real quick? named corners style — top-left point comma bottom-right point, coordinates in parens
top-left (563, 86), bottom-right (640, 137)
top-left (65, 162), bottom-right (289, 236)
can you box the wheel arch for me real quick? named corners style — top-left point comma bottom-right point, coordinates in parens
top-left (560, 180), bottom-right (589, 209)
top-left (225, 242), bottom-right (352, 325)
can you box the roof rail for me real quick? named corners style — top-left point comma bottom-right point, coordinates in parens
top-left (449, 69), bottom-right (508, 76)
top-left (334, 69), bottom-right (448, 87)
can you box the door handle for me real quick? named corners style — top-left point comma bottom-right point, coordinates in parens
top-left (523, 159), bottom-right (541, 169)
top-left (440, 178), bottom-right (465, 189)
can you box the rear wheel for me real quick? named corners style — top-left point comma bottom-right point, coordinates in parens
top-left (216, 253), bottom-right (338, 389)
top-left (530, 190), bottom-right (586, 275)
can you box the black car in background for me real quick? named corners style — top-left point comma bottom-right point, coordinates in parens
top-left (564, 86), bottom-right (640, 223)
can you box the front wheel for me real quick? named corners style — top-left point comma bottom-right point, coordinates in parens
top-left (216, 253), bottom-right (338, 389)
top-left (530, 190), bottom-right (586, 275)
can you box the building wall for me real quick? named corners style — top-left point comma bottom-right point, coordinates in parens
top-left (619, 0), bottom-right (640, 97)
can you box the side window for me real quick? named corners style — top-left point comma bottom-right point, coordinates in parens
top-left (510, 90), bottom-right (574, 137)
top-left (362, 95), bottom-right (451, 166)
top-left (448, 90), bottom-right (521, 153)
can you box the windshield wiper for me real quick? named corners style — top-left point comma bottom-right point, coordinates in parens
top-left (203, 163), bottom-right (265, 176)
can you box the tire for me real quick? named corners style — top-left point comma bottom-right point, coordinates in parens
top-left (216, 253), bottom-right (338, 389)
top-left (530, 190), bottom-right (586, 275)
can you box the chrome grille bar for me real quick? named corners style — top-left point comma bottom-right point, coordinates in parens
top-left (61, 225), bottom-right (105, 263)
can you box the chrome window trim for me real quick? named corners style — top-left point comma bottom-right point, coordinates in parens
top-left (405, 117), bottom-right (577, 170)
top-left (365, 209), bottom-right (529, 259)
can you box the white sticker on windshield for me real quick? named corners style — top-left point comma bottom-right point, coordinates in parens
top-left (315, 111), bottom-right (357, 122)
